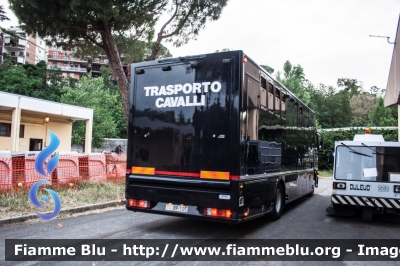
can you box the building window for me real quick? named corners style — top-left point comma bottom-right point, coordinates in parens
top-left (0, 124), bottom-right (24, 137)
top-left (19, 125), bottom-right (25, 138)
top-left (0, 123), bottom-right (11, 137)
top-left (27, 43), bottom-right (30, 48)
top-left (53, 52), bottom-right (58, 59)
top-left (62, 73), bottom-right (67, 78)
top-left (70, 73), bottom-right (74, 78)
top-left (27, 53), bottom-right (30, 57)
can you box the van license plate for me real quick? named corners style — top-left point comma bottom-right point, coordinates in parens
top-left (166, 203), bottom-right (188, 213)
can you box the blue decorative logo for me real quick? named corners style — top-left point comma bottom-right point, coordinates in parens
top-left (34, 130), bottom-right (60, 177)
top-left (29, 180), bottom-right (61, 220)
top-left (29, 130), bottom-right (62, 220)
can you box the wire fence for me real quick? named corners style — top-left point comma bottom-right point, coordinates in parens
top-left (0, 153), bottom-right (126, 192)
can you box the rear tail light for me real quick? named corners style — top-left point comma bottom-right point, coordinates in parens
top-left (203, 208), bottom-right (232, 219)
top-left (333, 182), bottom-right (346, 189)
top-left (128, 199), bottom-right (151, 208)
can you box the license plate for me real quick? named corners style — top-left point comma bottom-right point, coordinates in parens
top-left (165, 203), bottom-right (188, 213)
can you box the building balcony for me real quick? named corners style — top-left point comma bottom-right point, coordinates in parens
top-left (9, 55), bottom-right (25, 64)
top-left (48, 66), bottom-right (87, 73)
top-left (47, 55), bottom-right (87, 64)
top-left (3, 43), bottom-right (26, 51)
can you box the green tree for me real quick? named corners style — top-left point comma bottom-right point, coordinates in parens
top-left (61, 75), bottom-right (119, 148)
top-left (0, 60), bottom-right (71, 102)
top-left (10, 0), bottom-right (229, 125)
top-left (0, 5), bottom-right (10, 24)
top-left (349, 94), bottom-right (376, 127)
top-left (260, 64), bottom-right (274, 74)
top-left (0, 64), bottom-right (34, 95)
top-left (149, 0), bottom-right (228, 60)
top-left (277, 60), bottom-right (310, 105)
top-left (308, 84), bottom-right (352, 128)
top-left (369, 85), bottom-right (386, 97)
top-left (368, 97), bottom-right (397, 126)
top-left (73, 35), bottom-right (173, 65)
top-left (100, 67), bottom-right (127, 138)
top-left (337, 78), bottom-right (363, 97)
top-left (0, 6), bottom-right (10, 37)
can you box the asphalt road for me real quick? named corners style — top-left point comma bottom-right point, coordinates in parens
top-left (1, 179), bottom-right (400, 266)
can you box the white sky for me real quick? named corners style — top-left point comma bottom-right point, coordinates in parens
top-left (2, 0), bottom-right (400, 91)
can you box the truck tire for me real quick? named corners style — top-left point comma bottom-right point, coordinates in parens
top-left (270, 184), bottom-right (283, 221)
top-left (362, 207), bottom-right (373, 223)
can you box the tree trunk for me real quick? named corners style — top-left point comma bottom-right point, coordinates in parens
top-left (102, 21), bottom-right (130, 128)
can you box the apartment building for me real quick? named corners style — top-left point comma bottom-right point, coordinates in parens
top-left (47, 47), bottom-right (88, 80)
top-left (1, 26), bottom-right (47, 65)
top-left (1, 26), bottom-right (128, 80)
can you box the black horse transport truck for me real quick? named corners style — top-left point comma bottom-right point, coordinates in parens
top-left (125, 50), bottom-right (320, 224)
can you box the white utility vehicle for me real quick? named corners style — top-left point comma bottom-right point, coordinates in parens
top-left (327, 129), bottom-right (400, 222)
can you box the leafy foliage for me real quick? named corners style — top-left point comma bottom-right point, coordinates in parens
top-left (337, 78), bottom-right (363, 97)
top-left (0, 60), bottom-right (71, 102)
top-left (277, 61), bottom-right (310, 105)
top-left (61, 75), bottom-right (119, 148)
top-left (100, 67), bottom-right (127, 139)
top-left (368, 97), bottom-right (398, 126)
top-left (10, 0), bottom-right (165, 125)
top-left (0, 5), bottom-right (10, 22)
top-left (149, 0), bottom-right (228, 60)
top-left (260, 64), bottom-right (274, 74)
top-left (272, 60), bottom-right (397, 130)
top-left (73, 36), bottom-right (173, 65)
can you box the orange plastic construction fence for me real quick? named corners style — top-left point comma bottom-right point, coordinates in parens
top-left (0, 153), bottom-right (126, 189)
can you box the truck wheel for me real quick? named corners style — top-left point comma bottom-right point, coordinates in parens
top-left (361, 208), bottom-right (373, 223)
top-left (271, 184), bottom-right (283, 221)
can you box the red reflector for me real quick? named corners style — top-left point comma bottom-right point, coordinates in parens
top-left (154, 170), bottom-right (200, 178)
top-left (128, 199), bottom-right (151, 208)
top-left (126, 169), bottom-right (132, 173)
top-left (203, 208), bottom-right (232, 219)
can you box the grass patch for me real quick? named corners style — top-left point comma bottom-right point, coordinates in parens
top-left (318, 169), bottom-right (333, 177)
top-left (0, 180), bottom-right (125, 220)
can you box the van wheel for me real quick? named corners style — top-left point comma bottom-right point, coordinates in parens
top-left (307, 185), bottom-right (314, 197)
top-left (270, 184), bottom-right (283, 221)
top-left (361, 208), bottom-right (373, 223)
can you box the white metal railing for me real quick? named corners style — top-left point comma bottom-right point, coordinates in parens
top-left (47, 66), bottom-right (87, 72)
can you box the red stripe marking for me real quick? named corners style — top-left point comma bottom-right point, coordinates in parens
top-left (154, 170), bottom-right (200, 178)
